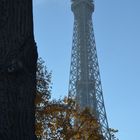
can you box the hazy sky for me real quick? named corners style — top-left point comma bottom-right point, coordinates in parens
top-left (33, 0), bottom-right (140, 140)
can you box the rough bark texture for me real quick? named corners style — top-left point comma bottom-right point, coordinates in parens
top-left (0, 0), bottom-right (38, 139)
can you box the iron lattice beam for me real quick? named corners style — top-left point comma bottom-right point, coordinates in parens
top-left (68, 0), bottom-right (112, 139)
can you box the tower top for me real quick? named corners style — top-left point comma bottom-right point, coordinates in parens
top-left (71, 0), bottom-right (94, 3)
top-left (71, 0), bottom-right (94, 5)
top-left (71, 0), bottom-right (94, 19)
top-left (71, 0), bottom-right (94, 14)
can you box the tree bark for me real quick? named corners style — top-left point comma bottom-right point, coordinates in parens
top-left (0, 0), bottom-right (38, 139)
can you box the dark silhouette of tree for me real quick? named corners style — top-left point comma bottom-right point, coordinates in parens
top-left (0, 0), bottom-right (37, 139)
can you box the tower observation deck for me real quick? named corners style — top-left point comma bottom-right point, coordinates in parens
top-left (68, 0), bottom-right (112, 139)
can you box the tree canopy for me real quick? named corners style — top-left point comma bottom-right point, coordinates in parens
top-left (35, 58), bottom-right (118, 140)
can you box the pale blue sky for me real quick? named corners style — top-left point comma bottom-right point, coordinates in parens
top-left (33, 0), bottom-right (140, 140)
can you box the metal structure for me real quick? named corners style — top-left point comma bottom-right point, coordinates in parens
top-left (68, 0), bottom-right (111, 139)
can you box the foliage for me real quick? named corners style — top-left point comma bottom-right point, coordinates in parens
top-left (35, 58), bottom-right (118, 140)
top-left (109, 128), bottom-right (119, 140)
top-left (41, 98), bottom-right (103, 140)
top-left (35, 57), bottom-right (52, 139)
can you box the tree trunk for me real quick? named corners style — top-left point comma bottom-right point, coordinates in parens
top-left (0, 0), bottom-right (38, 139)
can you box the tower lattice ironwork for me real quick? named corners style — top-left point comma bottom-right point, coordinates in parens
top-left (68, 0), bottom-right (111, 139)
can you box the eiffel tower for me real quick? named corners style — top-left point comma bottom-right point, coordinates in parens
top-left (68, 0), bottom-right (112, 139)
